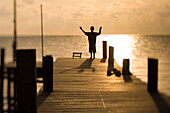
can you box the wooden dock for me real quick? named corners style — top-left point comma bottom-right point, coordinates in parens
top-left (38, 58), bottom-right (170, 113)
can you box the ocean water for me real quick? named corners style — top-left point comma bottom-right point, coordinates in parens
top-left (0, 34), bottom-right (170, 96)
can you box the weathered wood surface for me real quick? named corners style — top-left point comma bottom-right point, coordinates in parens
top-left (5, 62), bottom-right (43, 95)
top-left (38, 58), bottom-right (168, 113)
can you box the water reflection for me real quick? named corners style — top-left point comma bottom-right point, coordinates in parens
top-left (98, 34), bottom-right (134, 67)
top-left (97, 34), bottom-right (170, 96)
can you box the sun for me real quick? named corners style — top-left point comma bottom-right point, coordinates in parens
top-left (98, 34), bottom-right (134, 67)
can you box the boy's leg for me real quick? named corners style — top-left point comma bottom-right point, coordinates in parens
top-left (93, 52), bottom-right (95, 59)
top-left (93, 47), bottom-right (96, 59)
top-left (89, 46), bottom-right (92, 59)
top-left (90, 52), bottom-right (92, 59)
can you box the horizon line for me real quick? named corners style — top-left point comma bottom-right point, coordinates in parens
top-left (1, 33), bottom-right (170, 37)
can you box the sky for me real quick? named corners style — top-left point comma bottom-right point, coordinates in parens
top-left (0, 0), bottom-right (170, 35)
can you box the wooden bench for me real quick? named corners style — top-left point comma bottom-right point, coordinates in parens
top-left (72, 52), bottom-right (82, 58)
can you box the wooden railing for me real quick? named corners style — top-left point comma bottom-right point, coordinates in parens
top-left (0, 49), bottom-right (53, 113)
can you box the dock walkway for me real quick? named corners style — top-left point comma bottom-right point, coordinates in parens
top-left (38, 58), bottom-right (168, 113)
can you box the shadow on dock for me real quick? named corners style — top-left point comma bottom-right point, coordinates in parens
top-left (77, 58), bottom-right (95, 72)
top-left (38, 58), bottom-right (170, 113)
top-left (59, 59), bottom-right (95, 74)
top-left (123, 74), bottom-right (133, 82)
top-left (150, 92), bottom-right (170, 113)
top-left (38, 92), bottom-right (51, 106)
top-left (100, 59), bottom-right (106, 63)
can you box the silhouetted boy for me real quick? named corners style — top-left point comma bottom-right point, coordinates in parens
top-left (80, 26), bottom-right (102, 59)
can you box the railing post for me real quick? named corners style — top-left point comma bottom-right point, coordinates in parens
top-left (16, 49), bottom-right (37, 113)
top-left (148, 58), bottom-right (158, 92)
top-left (103, 41), bottom-right (107, 59)
top-left (43, 55), bottom-right (53, 92)
top-left (13, 68), bottom-right (17, 113)
top-left (7, 68), bottom-right (11, 112)
top-left (0, 48), bottom-right (4, 69)
top-left (123, 59), bottom-right (130, 75)
top-left (0, 48), bottom-right (4, 113)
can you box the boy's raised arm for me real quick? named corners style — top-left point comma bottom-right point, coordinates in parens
top-left (80, 26), bottom-right (86, 34)
top-left (98, 26), bottom-right (102, 35)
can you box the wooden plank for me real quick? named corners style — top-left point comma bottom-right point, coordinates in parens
top-left (38, 58), bottom-right (169, 113)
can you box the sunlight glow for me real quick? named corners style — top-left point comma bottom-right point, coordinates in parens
top-left (98, 35), bottom-right (134, 67)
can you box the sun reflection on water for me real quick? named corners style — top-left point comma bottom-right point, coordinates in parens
top-left (98, 34), bottom-right (134, 67)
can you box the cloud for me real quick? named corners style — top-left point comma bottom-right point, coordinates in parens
top-left (22, 0), bottom-right (34, 4)
top-left (0, 0), bottom-right (170, 35)
top-left (0, 6), bottom-right (12, 16)
top-left (158, 4), bottom-right (170, 18)
top-left (71, 4), bottom-right (100, 18)
top-left (106, 0), bottom-right (170, 24)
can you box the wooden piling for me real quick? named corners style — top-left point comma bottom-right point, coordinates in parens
top-left (123, 59), bottom-right (130, 75)
top-left (43, 55), bottom-right (53, 92)
top-left (103, 41), bottom-right (107, 59)
top-left (16, 50), bottom-right (37, 113)
top-left (109, 46), bottom-right (114, 68)
top-left (148, 58), bottom-right (158, 92)
top-left (107, 46), bottom-right (114, 76)
top-left (0, 48), bottom-right (4, 113)
top-left (0, 48), bottom-right (4, 69)
top-left (13, 0), bottom-right (17, 61)
top-left (41, 4), bottom-right (44, 61)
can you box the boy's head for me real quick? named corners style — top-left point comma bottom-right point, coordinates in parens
top-left (90, 26), bottom-right (94, 32)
